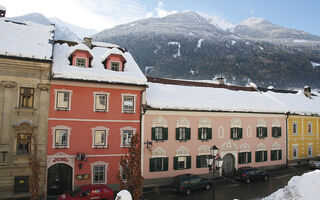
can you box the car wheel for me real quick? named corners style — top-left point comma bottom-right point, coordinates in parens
top-left (185, 188), bottom-right (191, 195)
top-left (246, 178), bottom-right (251, 184)
top-left (264, 175), bottom-right (269, 181)
top-left (205, 184), bottom-right (210, 190)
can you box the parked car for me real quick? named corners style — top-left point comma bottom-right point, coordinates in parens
top-left (308, 160), bottom-right (320, 169)
top-left (236, 167), bottom-right (269, 184)
top-left (171, 173), bottom-right (212, 195)
top-left (57, 184), bottom-right (114, 200)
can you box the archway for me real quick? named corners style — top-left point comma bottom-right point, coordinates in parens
top-left (222, 153), bottom-right (235, 176)
top-left (47, 163), bottom-right (72, 196)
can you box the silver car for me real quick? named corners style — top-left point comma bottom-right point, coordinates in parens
top-left (308, 160), bottom-right (320, 169)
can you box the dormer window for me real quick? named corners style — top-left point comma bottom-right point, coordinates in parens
top-left (75, 57), bottom-right (86, 68)
top-left (101, 48), bottom-right (126, 72)
top-left (111, 62), bottom-right (120, 71)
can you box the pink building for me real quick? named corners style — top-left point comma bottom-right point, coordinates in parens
top-left (141, 77), bottom-right (287, 184)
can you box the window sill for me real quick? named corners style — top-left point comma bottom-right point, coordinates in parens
top-left (93, 146), bottom-right (108, 149)
top-left (14, 107), bottom-right (36, 112)
top-left (153, 139), bottom-right (167, 142)
top-left (95, 110), bottom-right (108, 113)
top-left (122, 111), bottom-right (135, 114)
top-left (200, 139), bottom-right (210, 141)
top-left (54, 146), bottom-right (69, 149)
top-left (55, 108), bottom-right (70, 111)
top-left (231, 138), bottom-right (242, 140)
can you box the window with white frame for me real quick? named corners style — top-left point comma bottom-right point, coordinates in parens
top-left (292, 122), bottom-right (298, 135)
top-left (293, 146), bottom-right (298, 159)
top-left (94, 130), bottom-right (106, 147)
top-left (120, 127), bottom-right (135, 147)
top-left (52, 125), bottom-right (71, 149)
top-left (196, 155), bottom-right (209, 168)
top-left (122, 95), bottom-right (136, 113)
top-left (238, 152), bottom-right (252, 164)
top-left (94, 93), bottom-right (109, 112)
top-left (307, 122), bottom-right (312, 135)
top-left (198, 128), bottom-right (212, 140)
top-left (152, 127), bottom-right (168, 141)
top-left (93, 165), bottom-right (105, 184)
top-left (111, 62), bottom-right (120, 71)
top-left (308, 145), bottom-right (313, 157)
top-left (150, 157), bottom-right (168, 172)
top-left (75, 57), bottom-right (86, 68)
top-left (55, 90), bottom-right (72, 110)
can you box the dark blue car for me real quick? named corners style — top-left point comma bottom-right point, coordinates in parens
top-left (236, 167), bottom-right (269, 184)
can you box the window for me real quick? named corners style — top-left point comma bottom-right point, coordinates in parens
top-left (174, 156), bottom-right (191, 170)
top-left (94, 93), bottom-right (108, 112)
top-left (111, 62), bottom-right (120, 71)
top-left (308, 145), bottom-right (312, 157)
top-left (94, 130), bottom-right (106, 148)
top-left (122, 130), bottom-right (133, 147)
top-left (257, 127), bottom-right (267, 138)
top-left (238, 152), bottom-right (252, 164)
top-left (151, 127), bottom-right (168, 141)
top-left (176, 127), bottom-right (190, 141)
top-left (14, 176), bottom-right (29, 193)
top-left (230, 128), bottom-right (242, 140)
top-left (0, 151), bottom-right (8, 163)
top-left (150, 157), bottom-right (168, 172)
top-left (93, 165), bottom-right (105, 184)
top-left (16, 133), bottom-right (31, 155)
top-left (122, 95), bottom-right (135, 113)
top-left (271, 150), bottom-right (282, 161)
top-left (272, 127), bottom-right (281, 137)
top-left (198, 128), bottom-right (212, 140)
top-left (19, 87), bottom-right (34, 108)
top-left (196, 155), bottom-right (209, 168)
top-left (292, 122), bottom-right (298, 135)
top-left (56, 91), bottom-right (71, 110)
top-left (255, 151), bottom-right (267, 162)
top-left (293, 146), bottom-right (298, 158)
top-left (75, 57), bottom-right (86, 67)
top-left (54, 129), bottom-right (68, 148)
top-left (307, 122), bottom-right (312, 135)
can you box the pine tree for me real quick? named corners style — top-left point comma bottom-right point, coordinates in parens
top-left (119, 134), bottom-right (144, 200)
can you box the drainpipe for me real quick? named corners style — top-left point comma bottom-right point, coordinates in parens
top-left (286, 112), bottom-right (289, 167)
top-left (140, 86), bottom-right (147, 177)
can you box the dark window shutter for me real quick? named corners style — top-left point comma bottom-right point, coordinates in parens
top-left (174, 157), bottom-right (178, 170)
top-left (230, 128), bottom-right (234, 139)
top-left (186, 128), bottom-right (191, 140)
top-left (186, 156), bottom-right (191, 169)
top-left (163, 157), bottom-right (168, 171)
top-left (264, 128), bottom-right (268, 138)
top-left (150, 158), bottom-right (155, 172)
top-left (264, 151), bottom-right (267, 161)
top-left (272, 127), bottom-right (276, 137)
top-left (238, 153), bottom-right (243, 164)
top-left (255, 151), bottom-right (259, 162)
top-left (279, 150), bottom-right (282, 160)
top-left (208, 128), bottom-right (212, 140)
top-left (256, 127), bottom-right (260, 138)
top-left (198, 128), bottom-right (201, 140)
top-left (278, 127), bottom-right (282, 137)
top-left (196, 155), bottom-right (200, 168)
top-left (248, 152), bottom-right (252, 163)
top-left (176, 128), bottom-right (180, 140)
top-left (239, 128), bottom-right (243, 139)
top-left (152, 128), bottom-right (156, 140)
top-left (271, 150), bottom-right (275, 161)
top-left (163, 128), bottom-right (168, 140)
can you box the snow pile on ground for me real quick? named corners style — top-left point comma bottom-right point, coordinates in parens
top-left (262, 170), bottom-right (320, 200)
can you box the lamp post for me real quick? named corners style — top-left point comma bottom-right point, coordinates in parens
top-left (206, 145), bottom-right (223, 200)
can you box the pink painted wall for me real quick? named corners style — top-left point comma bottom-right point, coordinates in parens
top-left (104, 54), bottom-right (125, 71)
top-left (71, 50), bottom-right (91, 68)
top-left (142, 112), bottom-right (287, 179)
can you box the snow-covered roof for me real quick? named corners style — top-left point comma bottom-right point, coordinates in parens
top-left (0, 18), bottom-right (54, 60)
top-left (0, 5), bottom-right (6, 11)
top-left (146, 78), bottom-right (320, 115)
top-left (92, 41), bottom-right (119, 48)
top-left (52, 42), bottom-right (147, 85)
top-left (69, 43), bottom-right (92, 55)
top-left (101, 48), bottom-right (124, 62)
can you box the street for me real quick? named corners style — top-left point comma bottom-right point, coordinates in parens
top-left (142, 166), bottom-right (311, 200)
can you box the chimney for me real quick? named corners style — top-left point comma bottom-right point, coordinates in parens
top-left (217, 76), bottom-right (225, 85)
top-left (304, 86), bottom-right (311, 98)
top-left (83, 37), bottom-right (92, 49)
top-left (0, 5), bottom-right (6, 17)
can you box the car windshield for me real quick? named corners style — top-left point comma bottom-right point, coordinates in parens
top-left (70, 188), bottom-right (82, 197)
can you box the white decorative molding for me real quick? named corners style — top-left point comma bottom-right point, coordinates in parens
top-left (176, 146), bottom-right (189, 156)
top-left (152, 116), bottom-right (168, 127)
top-left (91, 126), bottom-right (110, 148)
top-left (231, 118), bottom-right (241, 128)
top-left (54, 89), bottom-right (73, 111)
top-left (240, 143), bottom-right (250, 152)
top-left (121, 93), bottom-right (137, 113)
top-left (271, 142), bottom-right (281, 150)
top-left (257, 119), bottom-right (267, 127)
top-left (47, 152), bottom-right (75, 168)
top-left (247, 126), bottom-right (252, 137)
top-left (221, 140), bottom-right (238, 152)
top-left (177, 117), bottom-right (190, 128)
top-left (257, 143), bottom-right (267, 151)
top-left (198, 145), bottom-right (210, 155)
top-left (152, 147), bottom-right (167, 157)
top-left (93, 91), bottom-right (110, 112)
top-left (272, 119), bottom-right (281, 127)
top-left (199, 118), bottom-right (211, 128)
top-left (90, 161), bottom-right (109, 184)
top-left (51, 125), bottom-right (72, 149)
top-left (218, 126), bottom-right (224, 138)
top-left (120, 126), bottom-right (136, 147)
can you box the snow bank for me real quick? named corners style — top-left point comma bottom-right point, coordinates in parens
top-left (0, 18), bottom-right (54, 60)
top-left (263, 170), bottom-right (320, 200)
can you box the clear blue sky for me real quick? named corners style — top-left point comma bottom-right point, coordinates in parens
top-left (1, 0), bottom-right (319, 36)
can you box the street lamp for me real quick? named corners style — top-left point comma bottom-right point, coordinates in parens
top-left (206, 145), bottom-right (223, 200)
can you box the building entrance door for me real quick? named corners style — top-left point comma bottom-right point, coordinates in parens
top-left (222, 153), bottom-right (235, 176)
top-left (47, 163), bottom-right (72, 196)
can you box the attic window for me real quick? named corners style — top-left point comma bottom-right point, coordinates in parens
top-left (75, 57), bottom-right (86, 68)
top-left (111, 62), bottom-right (120, 71)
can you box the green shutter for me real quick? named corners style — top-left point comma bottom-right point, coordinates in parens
top-left (230, 128), bottom-right (234, 139)
top-left (208, 128), bottom-right (212, 140)
top-left (176, 128), bottom-right (180, 140)
top-left (264, 151), bottom-right (267, 161)
top-left (255, 151), bottom-right (259, 162)
top-left (239, 128), bottom-right (243, 139)
top-left (238, 153), bottom-right (243, 164)
top-left (272, 127), bottom-right (276, 137)
top-left (279, 150), bottom-right (282, 160)
top-left (271, 150), bottom-right (275, 161)
top-left (174, 157), bottom-right (178, 170)
top-left (186, 128), bottom-right (191, 140)
top-left (264, 128), bottom-right (268, 138)
top-left (278, 127), bottom-right (282, 137)
top-left (248, 152), bottom-right (252, 163)
top-left (163, 157), bottom-right (168, 171)
top-left (150, 158), bottom-right (155, 172)
top-left (256, 127), bottom-right (260, 138)
top-left (196, 155), bottom-right (201, 168)
top-left (152, 128), bottom-right (156, 140)
top-left (186, 156), bottom-right (191, 169)
top-left (163, 128), bottom-right (168, 140)
top-left (198, 128), bottom-right (201, 140)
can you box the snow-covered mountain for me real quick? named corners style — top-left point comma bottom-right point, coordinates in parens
top-left (9, 13), bottom-right (97, 41)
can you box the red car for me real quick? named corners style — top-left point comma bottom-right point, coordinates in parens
top-left (57, 184), bottom-right (114, 200)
